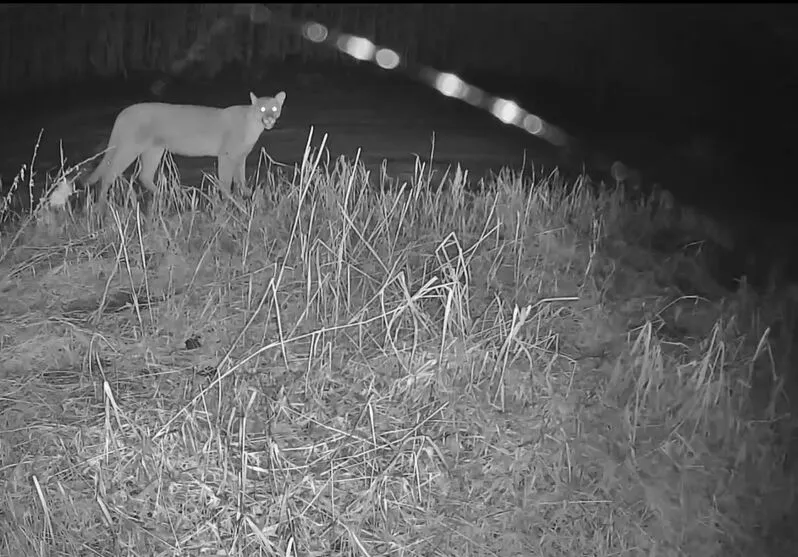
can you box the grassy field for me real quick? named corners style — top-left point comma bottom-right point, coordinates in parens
top-left (0, 132), bottom-right (796, 556)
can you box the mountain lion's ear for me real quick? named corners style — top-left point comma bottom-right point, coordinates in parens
top-left (275, 91), bottom-right (286, 106)
top-left (249, 92), bottom-right (258, 105)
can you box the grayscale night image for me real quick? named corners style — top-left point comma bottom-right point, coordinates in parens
top-left (0, 4), bottom-right (796, 555)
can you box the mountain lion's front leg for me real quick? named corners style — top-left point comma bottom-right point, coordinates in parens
top-left (216, 155), bottom-right (235, 198)
top-left (233, 156), bottom-right (251, 197)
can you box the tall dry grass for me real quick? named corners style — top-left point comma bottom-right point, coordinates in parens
top-left (0, 131), bottom-right (795, 556)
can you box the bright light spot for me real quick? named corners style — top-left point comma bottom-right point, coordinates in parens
top-left (303, 22), bottom-right (328, 43)
top-left (434, 72), bottom-right (466, 99)
top-left (337, 34), bottom-right (376, 62)
top-left (522, 114), bottom-right (543, 135)
top-left (375, 48), bottom-right (400, 70)
top-left (491, 98), bottom-right (522, 125)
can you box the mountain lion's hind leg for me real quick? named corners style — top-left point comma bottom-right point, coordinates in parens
top-left (96, 144), bottom-right (142, 211)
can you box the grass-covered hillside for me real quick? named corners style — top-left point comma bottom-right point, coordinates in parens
top-left (0, 135), bottom-right (796, 556)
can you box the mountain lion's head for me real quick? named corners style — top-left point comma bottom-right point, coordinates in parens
top-left (250, 91), bottom-right (286, 130)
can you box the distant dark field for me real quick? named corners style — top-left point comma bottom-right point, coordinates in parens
top-left (0, 64), bottom-right (562, 205)
top-left (0, 61), bottom-right (794, 233)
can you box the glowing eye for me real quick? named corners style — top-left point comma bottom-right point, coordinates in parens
top-left (271, 106), bottom-right (277, 112)
top-left (260, 106), bottom-right (266, 112)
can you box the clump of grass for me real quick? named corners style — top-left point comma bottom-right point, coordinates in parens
top-left (0, 130), bottom-right (794, 556)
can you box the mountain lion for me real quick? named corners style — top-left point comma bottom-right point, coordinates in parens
top-left (85, 91), bottom-right (286, 211)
